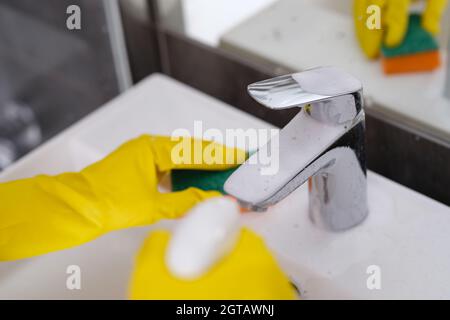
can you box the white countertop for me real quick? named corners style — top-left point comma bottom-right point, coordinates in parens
top-left (220, 0), bottom-right (450, 140)
top-left (0, 74), bottom-right (449, 299)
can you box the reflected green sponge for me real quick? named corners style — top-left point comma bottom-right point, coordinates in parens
top-left (380, 14), bottom-right (441, 74)
top-left (381, 14), bottom-right (439, 58)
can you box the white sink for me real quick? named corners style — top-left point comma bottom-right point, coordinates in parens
top-left (0, 74), bottom-right (449, 299)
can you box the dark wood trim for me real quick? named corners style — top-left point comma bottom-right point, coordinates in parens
top-left (119, 0), bottom-right (162, 82)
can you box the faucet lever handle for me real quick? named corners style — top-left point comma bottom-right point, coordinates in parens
top-left (248, 66), bottom-right (362, 111)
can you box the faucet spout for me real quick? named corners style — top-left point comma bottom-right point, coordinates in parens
top-left (224, 66), bottom-right (368, 231)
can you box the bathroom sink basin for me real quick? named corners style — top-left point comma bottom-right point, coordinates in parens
top-left (0, 74), bottom-right (449, 299)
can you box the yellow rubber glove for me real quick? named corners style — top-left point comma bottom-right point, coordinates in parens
top-left (422, 0), bottom-right (449, 34)
top-left (0, 135), bottom-right (245, 261)
top-left (354, 0), bottom-right (448, 59)
top-left (129, 228), bottom-right (297, 300)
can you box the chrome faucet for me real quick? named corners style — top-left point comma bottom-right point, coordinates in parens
top-left (224, 66), bottom-right (368, 231)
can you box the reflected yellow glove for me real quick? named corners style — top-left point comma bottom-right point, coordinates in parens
top-left (129, 228), bottom-right (296, 300)
top-left (0, 135), bottom-right (245, 261)
top-left (354, 0), bottom-right (448, 59)
top-left (422, 0), bottom-right (449, 34)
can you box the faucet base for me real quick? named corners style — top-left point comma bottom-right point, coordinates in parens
top-left (308, 125), bottom-right (368, 231)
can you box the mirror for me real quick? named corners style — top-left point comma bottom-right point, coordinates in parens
top-left (156, 0), bottom-right (450, 142)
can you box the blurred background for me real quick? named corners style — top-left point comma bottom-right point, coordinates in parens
top-left (0, 0), bottom-right (449, 204)
top-left (0, 0), bottom-right (130, 170)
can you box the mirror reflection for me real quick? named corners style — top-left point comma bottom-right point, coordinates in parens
top-left (157, 0), bottom-right (450, 140)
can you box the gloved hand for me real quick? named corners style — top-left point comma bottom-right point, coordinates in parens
top-left (0, 135), bottom-right (245, 261)
top-left (354, 0), bottom-right (448, 59)
top-left (129, 228), bottom-right (297, 300)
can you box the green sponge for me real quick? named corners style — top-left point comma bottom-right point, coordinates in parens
top-left (381, 14), bottom-right (439, 58)
top-left (171, 150), bottom-right (255, 194)
top-left (171, 167), bottom-right (238, 194)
